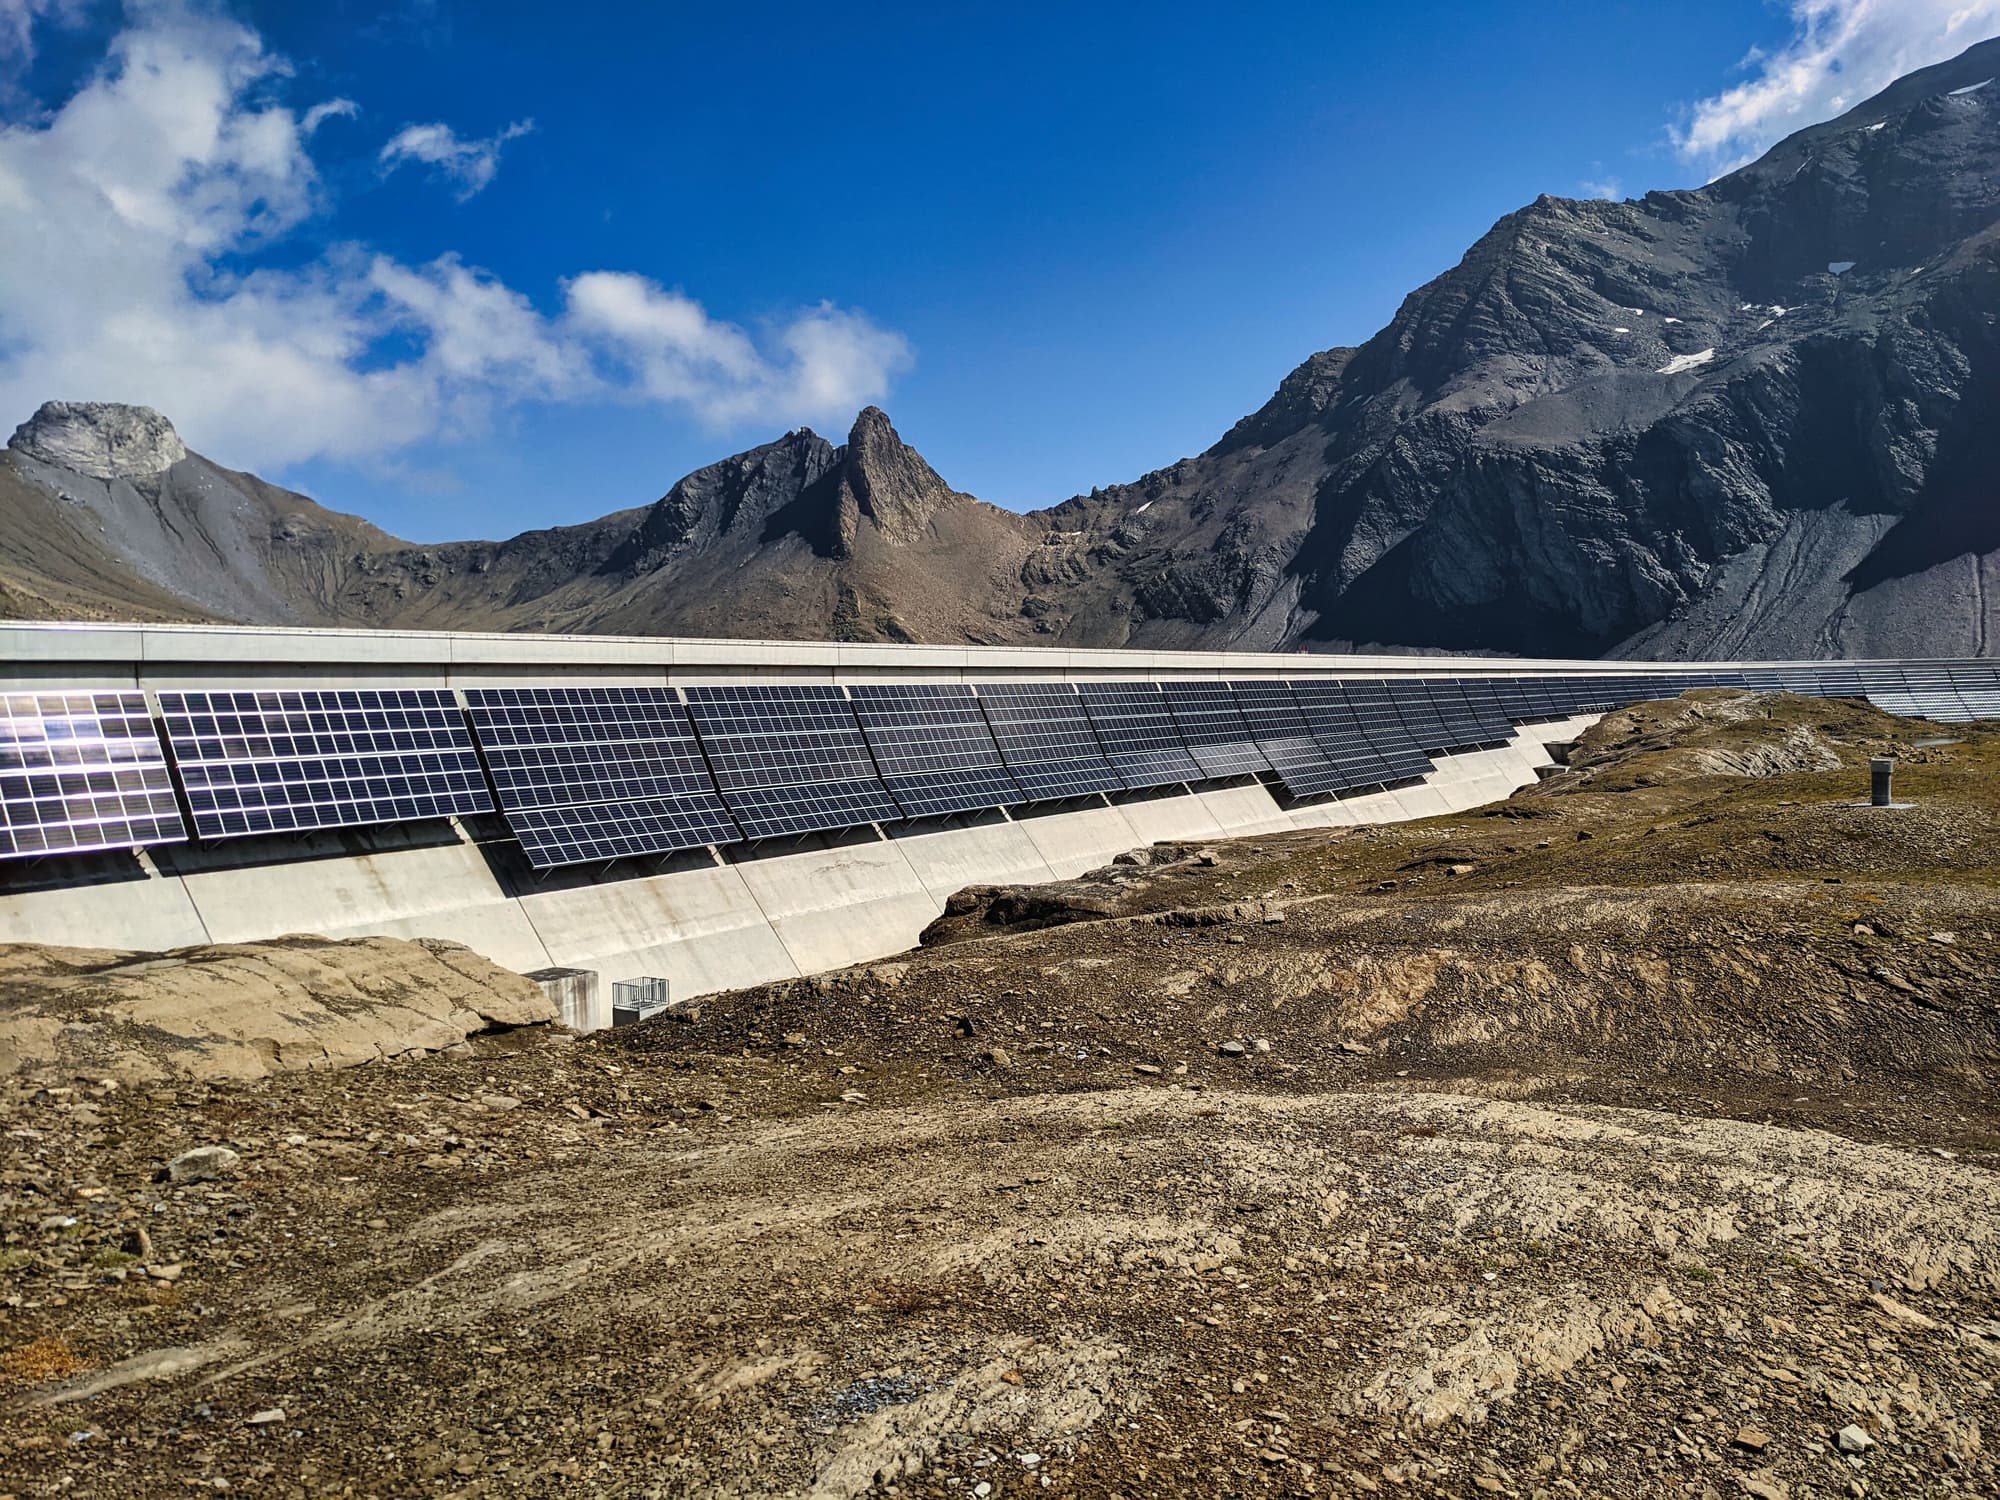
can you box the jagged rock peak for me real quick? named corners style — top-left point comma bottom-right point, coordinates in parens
top-left (837, 406), bottom-right (964, 547)
top-left (8, 401), bottom-right (189, 480)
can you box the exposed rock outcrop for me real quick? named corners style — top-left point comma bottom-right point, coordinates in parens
top-left (8, 401), bottom-right (187, 479)
top-left (0, 935), bottom-right (558, 1083)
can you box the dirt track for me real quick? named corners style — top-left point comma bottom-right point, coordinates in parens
top-left (3, 692), bottom-right (1998, 1498)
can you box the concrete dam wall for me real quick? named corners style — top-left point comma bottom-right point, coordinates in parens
top-left (1, 623), bottom-right (1993, 1017)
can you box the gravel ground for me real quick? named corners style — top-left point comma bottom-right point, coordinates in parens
top-left (3, 693), bottom-right (1997, 1499)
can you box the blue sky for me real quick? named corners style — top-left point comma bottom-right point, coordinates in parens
top-left (3, 0), bottom-right (1996, 540)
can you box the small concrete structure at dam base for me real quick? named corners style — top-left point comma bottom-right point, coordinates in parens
top-left (6, 621), bottom-right (1983, 1028)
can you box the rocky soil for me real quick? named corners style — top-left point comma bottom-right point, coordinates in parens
top-left (2, 693), bottom-right (1997, 1498)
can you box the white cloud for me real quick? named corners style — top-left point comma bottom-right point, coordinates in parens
top-left (0, 4), bottom-right (911, 473)
top-left (1675, 0), bottom-right (2000, 173)
top-left (379, 117), bottom-right (533, 200)
top-left (1579, 177), bottom-right (1622, 200)
top-left (564, 274), bottom-right (912, 428)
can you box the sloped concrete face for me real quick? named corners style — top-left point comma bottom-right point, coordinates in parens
top-left (1011, 801), bottom-right (1154, 878)
top-left (729, 833), bottom-right (943, 976)
top-left (1193, 782), bottom-right (1299, 837)
top-left (1287, 796), bottom-right (1364, 830)
top-left (179, 841), bottom-right (552, 974)
top-left (520, 859), bottom-right (798, 999)
top-left (1111, 790), bottom-right (1229, 848)
top-left (888, 817), bottom-right (1058, 904)
top-left (0, 870), bottom-right (208, 952)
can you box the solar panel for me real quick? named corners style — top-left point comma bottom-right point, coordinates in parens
top-left (1485, 677), bottom-right (1549, 721)
top-left (1077, 682), bottom-right (1205, 789)
top-left (1288, 681), bottom-right (1415, 788)
top-left (682, 684), bottom-right (902, 839)
top-left (1416, 678), bottom-right (1502, 748)
top-left (1950, 664), bottom-right (2000, 720)
top-left (881, 766), bottom-right (1030, 819)
top-left (1456, 678), bottom-right (1517, 740)
top-left (1339, 681), bottom-right (1435, 765)
top-left (0, 691), bottom-right (186, 860)
top-left (507, 797), bottom-right (741, 868)
top-left (461, 686), bottom-right (738, 869)
top-left (1227, 681), bottom-right (1353, 799)
top-left (157, 688), bottom-right (491, 841)
top-left (973, 683), bottom-right (1124, 800)
top-left (1854, 665), bottom-right (1908, 693)
top-left (847, 683), bottom-right (1027, 818)
top-left (1160, 681), bottom-right (1272, 779)
top-left (464, 686), bottom-right (718, 805)
top-left (1897, 665), bottom-right (1968, 721)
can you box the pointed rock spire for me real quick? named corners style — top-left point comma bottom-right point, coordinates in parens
top-left (832, 406), bottom-right (966, 554)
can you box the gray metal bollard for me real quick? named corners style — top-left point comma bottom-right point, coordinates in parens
top-left (1869, 758), bottom-right (1894, 807)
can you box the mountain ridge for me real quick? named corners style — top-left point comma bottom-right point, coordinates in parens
top-left (5, 37), bottom-right (1999, 656)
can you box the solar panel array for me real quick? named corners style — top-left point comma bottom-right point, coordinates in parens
top-left (7, 659), bottom-right (1997, 866)
top-left (462, 686), bottom-right (739, 869)
top-left (157, 688), bottom-right (490, 841)
top-left (682, 684), bottom-right (902, 840)
top-left (848, 683), bottom-right (1026, 819)
top-left (1077, 682), bottom-right (1205, 790)
top-left (974, 682), bottom-right (1126, 801)
top-left (0, 691), bottom-right (185, 860)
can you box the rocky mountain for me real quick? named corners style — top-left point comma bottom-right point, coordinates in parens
top-left (3, 39), bottom-right (1998, 656)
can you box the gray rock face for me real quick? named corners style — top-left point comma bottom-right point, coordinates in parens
top-left (9, 401), bottom-right (187, 479)
top-left (1027, 37), bottom-right (2000, 659)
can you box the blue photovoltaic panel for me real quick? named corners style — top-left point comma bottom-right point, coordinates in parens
top-left (1339, 681), bottom-right (1433, 764)
top-left (847, 683), bottom-right (1026, 818)
top-left (1455, 678), bottom-right (1517, 741)
top-left (1160, 681), bottom-right (1272, 779)
top-left (464, 686), bottom-right (719, 806)
top-left (1077, 681), bottom-right (1205, 789)
top-left (1379, 679), bottom-right (1457, 752)
top-left (0, 691), bottom-right (186, 860)
top-left (714, 779), bottom-right (907, 840)
top-left (461, 686), bottom-right (738, 869)
top-left (1897, 666), bottom-right (1971, 722)
top-left (881, 766), bottom-right (1029, 819)
top-left (1227, 681), bottom-right (1353, 799)
top-left (682, 685), bottom-right (901, 839)
top-left (973, 683), bottom-right (1124, 800)
top-left (507, 797), bottom-right (741, 868)
top-left (158, 688), bottom-right (491, 840)
top-left (1419, 679), bottom-right (1506, 747)
top-left (1287, 681), bottom-right (1411, 789)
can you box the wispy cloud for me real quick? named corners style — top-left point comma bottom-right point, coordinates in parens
top-left (565, 274), bottom-right (911, 429)
top-left (0, 0), bottom-right (86, 67)
top-left (380, 117), bottom-right (534, 201)
top-left (0, 5), bottom-right (912, 473)
top-left (1675, 0), bottom-right (2000, 174)
top-left (1579, 177), bottom-right (1622, 201)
